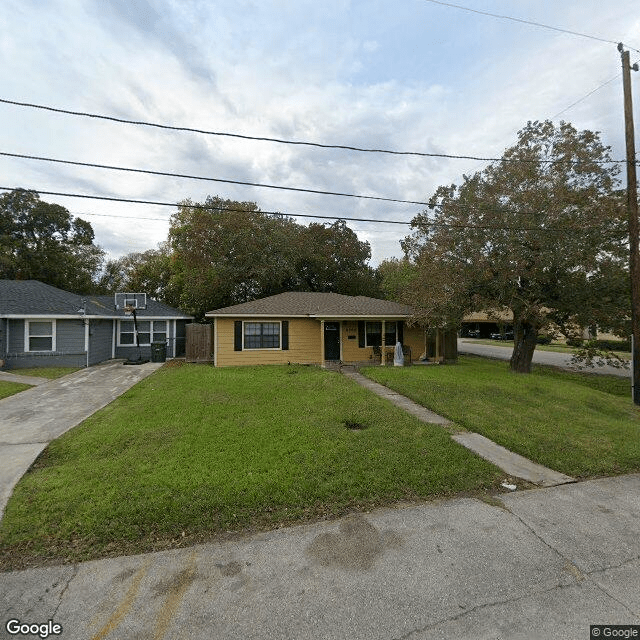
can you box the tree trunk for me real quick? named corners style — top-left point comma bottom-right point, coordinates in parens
top-left (510, 317), bottom-right (539, 373)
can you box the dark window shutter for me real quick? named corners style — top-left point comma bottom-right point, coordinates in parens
top-left (358, 321), bottom-right (365, 348)
top-left (234, 321), bottom-right (243, 351)
top-left (398, 321), bottom-right (404, 344)
top-left (281, 321), bottom-right (289, 350)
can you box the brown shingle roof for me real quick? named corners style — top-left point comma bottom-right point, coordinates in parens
top-left (206, 292), bottom-right (414, 318)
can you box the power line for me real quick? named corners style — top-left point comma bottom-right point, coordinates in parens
top-left (0, 98), bottom-right (627, 165)
top-left (2, 150), bottom-right (633, 219)
top-left (0, 97), bottom-right (496, 161)
top-left (550, 74), bottom-right (620, 120)
top-left (423, 0), bottom-right (640, 53)
top-left (461, 68), bottom-right (633, 179)
top-left (550, 57), bottom-right (640, 120)
top-left (0, 186), bottom-right (612, 234)
top-left (0, 151), bottom-right (429, 206)
top-left (0, 187), bottom-right (411, 226)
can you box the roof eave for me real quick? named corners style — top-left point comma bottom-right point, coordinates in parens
top-left (205, 313), bottom-right (413, 319)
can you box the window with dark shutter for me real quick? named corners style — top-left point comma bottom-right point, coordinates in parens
top-left (282, 321), bottom-right (289, 350)
top-left (234, 321), bottom-right (243, 351)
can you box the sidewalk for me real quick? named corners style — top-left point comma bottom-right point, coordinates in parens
top-left (342, 369), bottom-right (575, 488)
top-left (0, 361), bottom-right (163, 519)
top-left (1, 474), bottom-right (638, 639)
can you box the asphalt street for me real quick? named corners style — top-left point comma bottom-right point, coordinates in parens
top-left (458, 340), bottom-right (631, 378)
top-left (1, 474), bottom-right (639, 640)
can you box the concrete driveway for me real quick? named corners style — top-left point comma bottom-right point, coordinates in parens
top-left (459, 339), bottom-right (631, 378)
top-left (0, 361), bottom-right (163, 519)
top-left (1, 474), bottom-right (638, 639)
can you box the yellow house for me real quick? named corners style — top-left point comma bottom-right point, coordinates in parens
top-left (205, 292), bottom-right (457, 367)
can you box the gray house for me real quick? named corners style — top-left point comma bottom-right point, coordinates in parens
top-left (0, 280), bottom-right (192, 369)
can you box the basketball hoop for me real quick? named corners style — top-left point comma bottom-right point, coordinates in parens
top-left (124, 305), bottom-right (135, 316)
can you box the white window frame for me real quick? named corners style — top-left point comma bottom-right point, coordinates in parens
top-left (243, 320), bottom-right (282, 350)
top-left (364, 321), bottom-right (382, 347)
top-left (117, 320), bottom-right (168, 347)
top-left (364, 321), bottom-right (398, 347)
top-left (25, 319), bottom-right (57, 353)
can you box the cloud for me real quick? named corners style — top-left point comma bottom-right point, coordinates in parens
top-left (0, 0), bottom-right (636, 268)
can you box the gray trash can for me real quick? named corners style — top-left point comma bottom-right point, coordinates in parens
top-left (151, 341), bottom-right (167, 362)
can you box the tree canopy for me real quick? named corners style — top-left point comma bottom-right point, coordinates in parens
top-left (102, 195), bottom-right (380, 319)
top-left (0, 189), bottom-right (105, 293)
top-left (398, 120), bottom-right (628, 373)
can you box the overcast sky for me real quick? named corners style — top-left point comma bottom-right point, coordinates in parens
top-left (1, 0), bottom-right (638, 266)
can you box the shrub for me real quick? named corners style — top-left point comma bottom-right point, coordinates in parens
top-left (594, 339), bottom-right (631, 352)
top-left (536, 333), bottom-right (553, 345)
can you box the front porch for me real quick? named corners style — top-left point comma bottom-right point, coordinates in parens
top-left (319, 319), bottom-right (457, 368)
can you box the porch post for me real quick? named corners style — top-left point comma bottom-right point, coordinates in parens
top-left (172, 320), bottom-right (177, 358)
top-left (381, 320), bottom-right (386, 365)
top-left (84, 319), bottom-right (89, 368)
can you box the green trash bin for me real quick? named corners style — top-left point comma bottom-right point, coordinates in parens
top-left (151, 341), bottom-right (167, 363)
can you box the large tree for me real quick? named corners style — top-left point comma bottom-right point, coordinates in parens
top-left (401, 121), bottom-right (627, 373)
top-left (164, 196), bottom-right (379, 318)
top-left (97, 245), bottom-right (178, 303)
top-left (293, 220), bottom-right (380, 295)
top-left (0, 189), bottom-right (104, 293)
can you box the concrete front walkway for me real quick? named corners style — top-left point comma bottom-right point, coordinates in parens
top-left (0, 361), bottom-right (163, 519)
top-left (1, 474), bottom-right (639, 640)
top-left (342, 369), bottom-right (575, 488)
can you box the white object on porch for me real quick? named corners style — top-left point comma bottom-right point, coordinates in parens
top-left (394, 341), bottom-right (404, 366)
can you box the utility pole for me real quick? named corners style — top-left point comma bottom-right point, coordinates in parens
top-left (618, 44), bottom-right (640, 404)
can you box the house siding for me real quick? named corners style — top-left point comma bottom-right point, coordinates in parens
top-left (4, 319), bottom-right (88, 369)
top-left (215, 317), bottom-right (321, 366)
top-left (213, 317), bottom-right (435, 367)
top-left (174, 320), bottom-right (187, 357)
top-left (341, 321), bottom-right (376, 364)
top-left (114, 344), bottom-right (154, 361)
top-left (8, 319), bottom-right (24, 352)
top-left (0, 319), bottom-right (6, 359)
top-left (403, 325), bottom-right (426, 361)
top-left (89, 319), bottom-right (114, 366)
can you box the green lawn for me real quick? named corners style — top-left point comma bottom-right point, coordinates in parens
top-left (0, 380), bottom-right (32, 399)
top-left (363, 357), bottom-right (639, 479)
top-left (0, 363), bottom-right (501, 569)
top-left (5, 367), bottom-right (80, 379)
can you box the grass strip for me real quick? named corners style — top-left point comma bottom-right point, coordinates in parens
top-left (0, 380), bottom-right (32, 399)
top-left (4, 367), bottom-right (80, 379)
top-left (363, 356), bottom-right (639, 479)
top-left (0, 363), bottom-right (501, 569)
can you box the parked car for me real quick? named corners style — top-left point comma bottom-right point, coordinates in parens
top-left (490, 331), bottom-right (514, 340)
top-left (467, 329), bottom-right (480, 338)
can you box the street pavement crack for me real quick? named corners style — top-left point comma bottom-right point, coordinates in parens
top-left (391, 581), bottom-right (575, 640)
top-left (51, 564), bottom-right (78, 620)
top-left (587, 553), bottom-right (640, 575)
top-left (589, 580), bottom-right (640, 618)
top-left (500, 507), bottom-right (640, 618)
